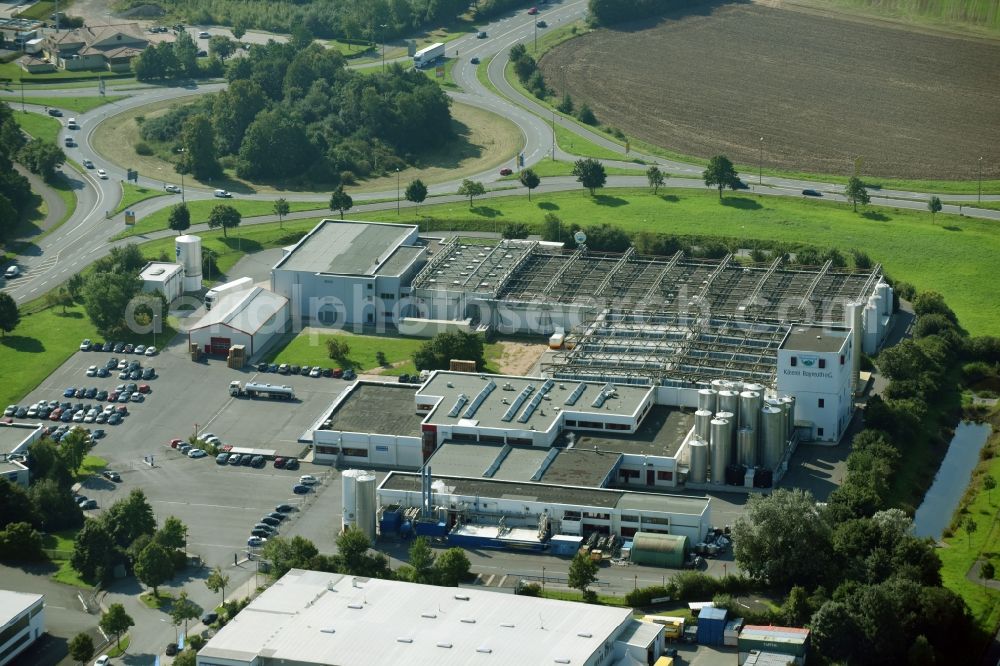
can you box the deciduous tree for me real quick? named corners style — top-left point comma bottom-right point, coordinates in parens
top-left (208, 204), bottom-right (241, 238)
top-left (71, 518), bottom-right (116, 582)
top-left (273, 198), bottom-right (289, 228)
top-left (105, 488), bottom-right (157, 550)
top-left (568, 550), bottom-right (598, 595)
top-left (646, 165), bottom-right (665, 194)
top-left (68, 632), bottom-right (94, 665)
top-left (168, 203), bottom-right (190, 234)
top-left (179, 114), bottom-right (221, 181)
top-left (329, 186), bottom-right (353, 220)
top-left (845, 176), bottom-right (870, 212)
top-left (99, 604), bottom-right (134, 651)
top-left (405, 537), bottom-right (437, 584)
top-left (572, 158), bottom-right (606, 195)
top-left (206, 566), bottom-right (230, 604)
top-left (405, 179), bottom-right (427, 211)
top-left (170, 590), bottom-right (201, 638)
top-left (0, 291), bottom-right (20, 336)
top-left (457, 179), bottom-right (485, 207)
top-left (18, 139), bottom-right (65, 181)
top-left (702, 155), bottom-right (740, 200)
top-left (518, 168), bottom-right (540, 200)
top-left (434, 548), bottom-right (471, 586)
top-left (135, 542), bottom-right (173, 596)
top-left (985, 475), bottom-right (997, 504)
top-left (927, 195), bottom-right (942, 222)
top-left (155, 516), bottom-right (188, 551)
top-left (413, 330), bottom-right (486, 371)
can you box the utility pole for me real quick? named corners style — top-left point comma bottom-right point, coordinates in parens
top-left (551, 108), bottom-right (555, 161)
top-left (20, 80), bottom-right (24, 112)
top-left (395, 167), bottom-right (400, 214)
top-left (979, 156), bottom-right (984, 204)
top-left (759, 136), bottom-right (764, 184)
top-left (380, 24), bottom-right (387, 73)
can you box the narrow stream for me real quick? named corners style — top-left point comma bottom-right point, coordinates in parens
top-left (912, 422), bottom-right (993, 540)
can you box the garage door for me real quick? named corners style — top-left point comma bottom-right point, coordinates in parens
top-left (209, 337), bottom-right (231, 355)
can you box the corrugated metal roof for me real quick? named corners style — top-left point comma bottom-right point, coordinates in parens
top-left (741, 625), bottom-right (810, 641)
top-left (698, 607), bottom-right (728, 621)
top-left (190, 287), bottom-right (287, 335)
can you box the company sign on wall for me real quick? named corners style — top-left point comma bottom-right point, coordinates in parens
top-left (783, 355), bottom-right (833, 379)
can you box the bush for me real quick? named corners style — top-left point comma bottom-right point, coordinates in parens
top-left (134, 142), bottom-right (154, 156)
top-left (187, 634), bottom-right (206, 650)
top-left (624, 585), bottom-right (673, 607)
top-left (518, 582), bottom-right (541, 597)
top-left (670, 571), bottom-right (719, 601)
top-left (577, 103), bottom-right (597, 125)
top-left (339, 170), bottom-right (356, 185)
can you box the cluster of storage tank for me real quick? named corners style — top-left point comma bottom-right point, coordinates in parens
top-left (687, 380), bottom-right (796, 487)
top-left (860, 280), bottom-right (893, 355)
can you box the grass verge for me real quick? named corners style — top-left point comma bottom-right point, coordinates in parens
top-left (77, 455), bottom-right (108, 481)
top-left (106, 635), bottom-right (131, 658)
top-left (114, 183), bottom-right (169, 215)
top-left (23, 96), bottom-right (126, 114)
top-left (501, 160), bottom-right (646, 180)
top-left (538, 588), bottom-right (629, 607)
top-left (140, 591), bottom-right (174, 609)
top-left (12, 111), bottom-right (61, 144)
top-left (112, 199), bottom-right (325, 239)
top-left (364, 187), bottom-right (1000, 337)
top-left (938, 412), bottom-right (1000, 652)
top-left (0, 61), bottom-right (134, 82)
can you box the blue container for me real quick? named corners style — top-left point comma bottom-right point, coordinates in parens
top-left (414, 521), bottom-right (448, 537)
top-left (697, 607), bottom-right (728, 646)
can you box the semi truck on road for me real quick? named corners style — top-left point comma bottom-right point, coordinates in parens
top-left (205, 277), bottom-right (253, 310)
top-left (414, 42), bottom-right (445, 68)
top-left (229, 381), bottom-right (295, 400)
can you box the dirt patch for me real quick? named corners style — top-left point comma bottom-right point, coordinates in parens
top-left (91, 98), bottom-right (522, 193)
top-left (539, 3), bottom-right (1000, 179)
top-left (495, 340), bottom-right (547, 376)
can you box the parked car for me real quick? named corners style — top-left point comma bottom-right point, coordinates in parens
top-left (322, 367), bottom-right (333, 377)
top-left (201, 611), bottom-right (218, 625)
top-left (216, 453), bottom-right (229, 464)
top-left (247, 536), bottom-right (266, 547)
top-left (198, 31), bottom-right (210, 38)
top-left (299, 365), bottom-right (310, 376)
top-left (342, 369), bottom-right (356, 381)
top-left (228, 454), bottom-right (242, 465)
top-left (166, 642), bottom-right (178, 656)
top-left (108, 413), bottom-right (122, 425)
top-left (84, 387), bottom-right (97, 398)
top-left (80, 339), bottom-right (92, 351)
top-left (188, 448), bottom-right (206, 458)
top-left (253, 523), bottom-right (276, 534)
top-left (135, 345), bottom-right (146, 354)
top-left (102, 470), bottom-right (121, 482)
top-left (299, 474), bottom-right (318, 485)
top-left (257, 362), bottom-right (268, 372)
top-left (86, 365), bottom-right (98, 376)
top-left (138, 384), bottom-right (150, 394)
top-left (142, 368), bottom-right (155, 380)
top-left (289, 365), bottom-right (300, 375)
top-left (113, 342), bottom-right (125, 353)
top-left (102, 342), bottom-right (114, 352)
top-left (277, 364), bottom-right (290, 374)
top-left (261, 516), bottom-right (280, 527)
top-left (273, 457), bottom-right (286, 469)
top-left (284, 458), bottom-right (299, 470)
top-left (275, 503), bottom-right (293, 513)
top-left (267, 512), bottom-right (286, 522)
top-left (92, 429), bottom-right (106, 439)
top-left (292, 484), bottom-right (310, 494)
top-left (95, 655), bottom-right (110, 665)
top-left (63, 387), bottom-right (76, 397)
top-left (97, 368), bottom-right (110, 378)
top-left (251, 527), bottom-right (271, 538)
top-left (268, 364), bottom-right (278, 372)
top-left (309, 366), bottom-right (321, 378)
top-left (499, 167), bottom-right (512, 176)
top-left (145, 346), bottom-right (158, 356)
top-left (250, 455), bottom-right (265, 468)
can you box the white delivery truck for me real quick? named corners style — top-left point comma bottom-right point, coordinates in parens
top-left (229, 381), bottom-right (295, 400)
top-left (413, 42), bottom-right (445, 68)
top-left (204, 277), bottom-right (253, 310)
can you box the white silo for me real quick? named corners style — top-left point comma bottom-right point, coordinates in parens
top-left (739, 391), bottom-right (762, 433)
top-left (356, 472), bottom-right (378, 542)
top-left (737, 427), bottom-right (756, 467)
top-left (710, 418), bottom-right (731, 484)
top-left (846, 301), bottom-right (864, 396)
top-left (863, 302), bottom-right (879, 353)
top-left (342, 469), bottom-right (361, 533)
top-left (877, 282), bottom-right (892, 316)
top-left (175, 234), bottom-right (203, 292)
top-left (710, 379), bottom-right (731, 392)
top-left (761, 406), bottom-right (785, 470)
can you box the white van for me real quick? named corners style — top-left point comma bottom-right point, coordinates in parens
top-left (213, 189), bottom-right (232, 198)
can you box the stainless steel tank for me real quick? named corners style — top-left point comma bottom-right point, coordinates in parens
top-left (739, 391), bottom-right (762, 432)
top-left (710, 418), bottom-right (731, 484)
top-left (761, 406), bottom-right (784, 470)
top-left (718, 390), bottom-right (740, 421)
top-left (737, 427), bottom-right (756, 467)
top-left (689, 438), bottom-right (709, 484)
top-left (711, 379), bottom-right (731, 392)
top-left (695, 410), bottom-right (713, 440)
top-left (781, 395), bottom-right (796, 438)
top-left (697, 388), bottom-right (718, 413)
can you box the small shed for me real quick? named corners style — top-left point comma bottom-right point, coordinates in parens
top-left (696, 606), bottom-right (728, 646)
top-left (630, 532), bottom-right (688, 568)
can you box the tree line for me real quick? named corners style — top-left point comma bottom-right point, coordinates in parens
top-left (0, 103), bottom-right (64, 242)
top-left (139, 35), bottom-right (452, 187)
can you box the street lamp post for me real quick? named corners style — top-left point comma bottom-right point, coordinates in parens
top-left (551, 108), bottom-right (555, 161)
top-left (396, 167), bottom-right (400, 214)
top-left (153, 315), bottom-right (159, 349)
top-left (177, 147), bottom-right (187, 203)
top-left (20, 80), bottom-right (24, 112)
top-left (759, 136), bottom-right (764, 184)
top-left (534, 21), bottom-right (538, 52)
top-left (979, 156), bottom-right (984, 204)
top-left (380, 24), bottom-right (388, 73)
top-left (542, 566), bottom-right (545, 590)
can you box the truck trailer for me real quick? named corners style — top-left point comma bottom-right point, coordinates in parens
top-left (229, 381), bottom-right (295, 400)
top-left (204, 277), bottom-right (253, 310)
top-left (413, 42), bottom-right (445, 68)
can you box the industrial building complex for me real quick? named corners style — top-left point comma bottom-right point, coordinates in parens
top-left (0, 590), bottom-right (44, 666)
top-left (196, 568), bottom-right (667, 666)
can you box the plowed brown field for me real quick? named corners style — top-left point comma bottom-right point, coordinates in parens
top-left (539, 3), bottom-right (1000, 179)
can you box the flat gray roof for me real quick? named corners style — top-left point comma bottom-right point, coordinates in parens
top-left (780, 325), bottom-right (849, 353)
top-left (323, 383), bottom-right (423, 437)
top-left (428, 442), bottom-right (550, 482)
top-left (0, 590), bottom-right (42, 624)
top-left (377, 245), bottom-right (424, 276)
top-left (0, 424), bottom-right (37, 455)
top-left (381, 472), bottom-right (710, 516)
top-left (540, 449), bottom-right (620, 487)
top-left (572, 406), bottom-right (693, 458)
top-left (419, 372), bottom-right (652, 433)
top-left (275, 220), bottom-right (418, 275)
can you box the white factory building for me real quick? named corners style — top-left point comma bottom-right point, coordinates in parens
top-left (271, 220), bottom-right (429, 327)
top-left (139, 261), bottom-right (184, 303)
top-left (0, 423), bottom-right (43, 488)
top-left (187, 286), bottom-right (289, 357)
top-left (197, 569), bottom-right (666, 666)
top-left (0, 590), bottom-right (44, 666)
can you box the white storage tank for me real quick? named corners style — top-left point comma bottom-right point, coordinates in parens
top-left (342, 469), bottom-right (362, 533)
top-left (737, 427), bottom-right (756, 467)
top-left (877, 281), bottom-right (892, 315)
top-left (780, 395), bottom-right (796, 437)
top-left (743, 383), bottom-right (765, 394)
top-left (689, 438), bottom-right (709, 484)
top-left (697, 388), bottom-right (718, 413)
top-left (710, 418), bottom-right (731, 484)
top-left (175, 234), bottom-right (203, 292)
top-left (356, 471), bottom-right (378, 542)
top-left (711, 379), bottom-right (731, 392)
top-left (846, 301), bottom-right (864, 395)
top-left (761, 406), bottom-right (784, 470)
top-left (695, 409), bottom-right (713, 440)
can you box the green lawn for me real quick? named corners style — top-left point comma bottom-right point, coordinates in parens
top-left (12, 111), bottom-right (61, 144)
top-left (264, 329), bottom-right (502, 375)
top-left (937, 420), bottom-right (1000, 651)
top-left (421, 58), bottom-right (459, 89)
top-left (50, 174), bottom-right (77, 227)
top-left (502, 160), bottom-right (646, 180)
top-left (0, 61), bottom-right (134, 83)
top-left (538, 588), bottom-right (628, 607)
top-left (114, 183), bottom-right (169, 215)
top-left (43, 527), bottom-right (90, 588)
top-left (106, 635), bottom-right (131, 658)
top-left (77, 455), bottom-right (108, 482)
top-left (23, 96), bottom-right (126, 114)
top-left (364, 187), bottom-right (1000, 336)
top-left (140, 591), bottom-right (174, 609)
top-left (114, 199), bottom-right (325, 239)
top-left (13, 0), bottom-right (55, 20)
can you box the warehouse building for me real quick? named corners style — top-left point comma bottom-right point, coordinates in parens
top-left (271, 220), bottom-right (428, 327)
top-left (197, 568), bottom-right (665, 666)
top-left (0, 590), bottom-right (44, 666)
top-left (139, 261), bottom-right (184, 303)
top-left (187, 287), bottom-right (289, 357)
